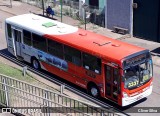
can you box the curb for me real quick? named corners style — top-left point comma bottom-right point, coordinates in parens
top-left (116, 34), bottom-right (131, 40)
top-left (0, 8), bottom-right (16, 16)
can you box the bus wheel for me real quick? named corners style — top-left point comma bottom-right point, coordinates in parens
top-left (32, 58), bottom-right (40, 70)
top-left (88, 84), bottom-right (100, 98)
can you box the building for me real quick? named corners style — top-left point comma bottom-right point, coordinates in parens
top-left (106, 0), bottom-right (160, 42)
top-left (82, 0), bottom-right (106, 27)
top-left (77, 0), bottom-right (159, 42)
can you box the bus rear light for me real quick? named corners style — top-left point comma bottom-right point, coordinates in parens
top-left (123, 92), bottom-right (128, 98)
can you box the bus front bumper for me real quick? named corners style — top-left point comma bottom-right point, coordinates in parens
top-left (122, 85), bottom-right (153, 106)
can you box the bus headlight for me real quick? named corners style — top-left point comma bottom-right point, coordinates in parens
top-left (123, 92), bottom-right (128, 98)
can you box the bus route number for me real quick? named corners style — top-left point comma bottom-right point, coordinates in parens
top-left (128, 81), bottom-right (139, 88)
top-left (143, 75), bottom-right (149, 82)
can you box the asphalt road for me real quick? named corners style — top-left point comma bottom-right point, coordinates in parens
top-left (0, 9), bottom-right (160, 116)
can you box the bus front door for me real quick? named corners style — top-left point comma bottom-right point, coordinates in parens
top-left (105, 65), bottom-right (120, 102)
top-left (13, 29), bottom-right (22, 57)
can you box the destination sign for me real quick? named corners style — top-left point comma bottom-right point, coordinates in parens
top-left (123, 54), bottom-right (147, 68)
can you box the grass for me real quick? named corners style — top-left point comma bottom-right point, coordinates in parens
top-left (0, 61), bottom-right (59, 92)
top-left (0, 62), bottom-right (35, 83)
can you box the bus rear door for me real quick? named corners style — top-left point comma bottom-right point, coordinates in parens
top-left (12, 27), bottom-right (23, 58)
top-left (105, 64), bottom-right (120, 102)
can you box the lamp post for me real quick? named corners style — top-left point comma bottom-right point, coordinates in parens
top-left (84, 11), bottom-right (86, 30)
top-left (60, 0), bottom-right (63, 22)
top-left (82, 3), bottom-right (88, 30)
top-left (42, 0), bottom-right (44, 16)
top-left (10, 0), bottom-right (12, 8)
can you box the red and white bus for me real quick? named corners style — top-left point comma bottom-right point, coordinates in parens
top-left (5, 14), bottom-right (153, 106)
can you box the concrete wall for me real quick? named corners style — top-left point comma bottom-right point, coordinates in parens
top-left (106, 0), bottom-right (132, 34)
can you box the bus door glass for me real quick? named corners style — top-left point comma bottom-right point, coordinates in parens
top-left (105, 64), bottom-right (120, 101)
top-left (13, 28), bottom-right (22, 57)
top-left (6, 24), bottom-right (15, 56)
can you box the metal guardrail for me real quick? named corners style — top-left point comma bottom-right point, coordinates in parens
top-left (0, 74), bottom-right (123, 116)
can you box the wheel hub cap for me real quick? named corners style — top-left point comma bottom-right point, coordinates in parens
top-left (91, 88), bottom-right (98, 97)
top-left (33, 60), bottom-right (38, 69)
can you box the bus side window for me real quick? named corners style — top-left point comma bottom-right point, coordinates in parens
top-left (106, 66), bottom-right (111, 80)
top-left (47, 39), bottom-right (63, 58)
top-left (64, 45), bottom-right (81, 66)
top-left (113, 69), bottom-right (118, 84)
top-left (113, 68), bottom-right (120, 94)
top-left (83, 53), bottom-right (101, 74)
top-left (32, 33), bottom-right (47, 52)
top-left (7, 23), bottom-right (12, 38)
top-left (23, 30), bottom-right (31, 46)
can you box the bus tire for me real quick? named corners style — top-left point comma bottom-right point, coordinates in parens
top-left (88, 84), bottom-right (100, 98)
top-left (31, 58), bottom-right (40, 70)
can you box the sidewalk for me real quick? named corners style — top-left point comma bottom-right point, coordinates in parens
top-left (0, 0), bottom-right (160, 66)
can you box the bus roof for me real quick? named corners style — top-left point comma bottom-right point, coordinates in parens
top-left (6, 14), bottom-right (78, 36)
top-left (45, 29), bottom-right (146, 61)
top-left (6, 14), bottom-right (146, 61)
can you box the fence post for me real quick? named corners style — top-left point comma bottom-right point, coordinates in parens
top-left (60, 84), bottom-right (65, 94)
top-left (101, 110), bottom-right (104, 116)
top-left (22, 66), bottom-right (27, 76)
top-left (2, 78), bottom-right (9, 107)
top-left (44, 91), bottom-right (50, 116)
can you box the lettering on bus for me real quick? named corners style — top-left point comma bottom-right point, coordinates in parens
top-left (38, 51), bottom-right (68, 71)
top-left (124, 54), bottom-right (146, 68)
top-left (86, 71), bottom-right (96, 78)
top-left (128, 81), bottom-right (139, 88)
top-left (143, 75), bottom-right (149, 82)
top-left (107, 62), bottom-right (118, 67)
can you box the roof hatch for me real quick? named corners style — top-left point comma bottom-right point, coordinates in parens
top-left (42, 22), bottom-right (57, 28)
top-left (79, 32), bottom-right (87, 36)
top-left (93, 41), bottom-right (111, 46)
top-left (111, 44), bottom-right (121, 47)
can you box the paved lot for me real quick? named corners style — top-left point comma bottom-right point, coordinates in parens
top-left (0, 1), bottom-right (160, 116)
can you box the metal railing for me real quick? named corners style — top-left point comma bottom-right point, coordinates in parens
top-left (0, 74), bottom-right (123, 116)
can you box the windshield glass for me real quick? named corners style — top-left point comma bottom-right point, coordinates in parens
top-left (124, 60), bottom-right (152, 90)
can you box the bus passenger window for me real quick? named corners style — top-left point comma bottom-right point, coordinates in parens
top-left (113, 69), bottom-right (118, 85)
top-left (106, 83), bottom-right (111, 96)
top-left (7, 24), bottom-right (12, 38)
top-left (47, 40), bottom-right (63, 58)
top-left (106, 66), bottom-right (111, 80)
top-left (32, 33), bottom-right (47, 52)
top-left (83, 53), bottom-right (101, 74)
top-left (64, 46), bottom-right (81, 66)
top-left (23, 30), bottom-right (31, 46)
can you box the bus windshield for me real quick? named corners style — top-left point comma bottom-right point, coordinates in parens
top-left (124, 60), bottom-right (153, 90)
